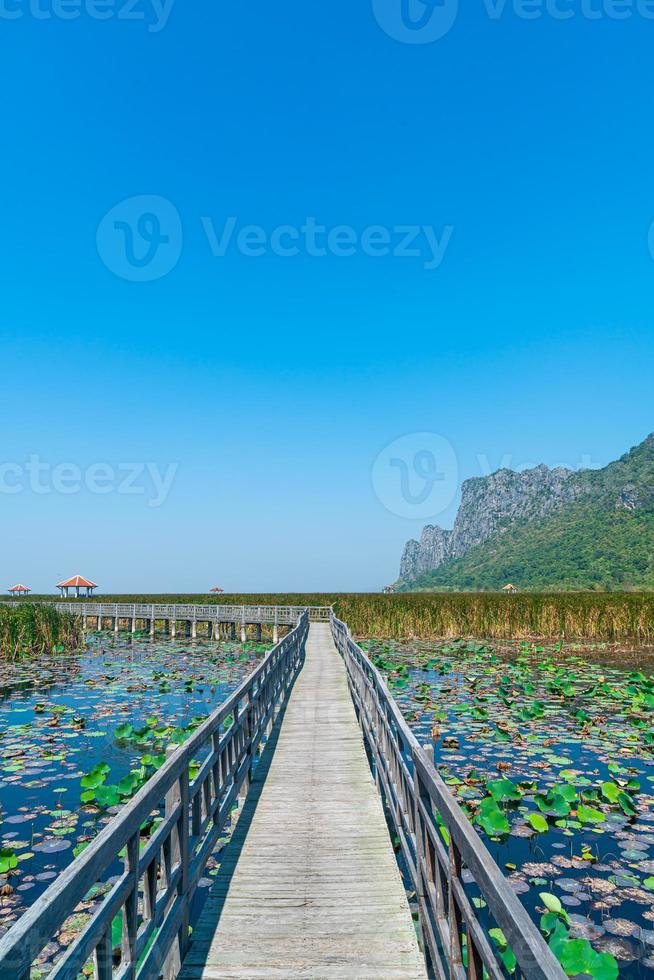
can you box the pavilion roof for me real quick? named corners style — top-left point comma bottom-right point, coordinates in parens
top-left (57, 575), bottom-right (97, 588)
top-left (8, 584), bottom-right (31, 592)
top-left (210, 587), bottom-right (224, 592)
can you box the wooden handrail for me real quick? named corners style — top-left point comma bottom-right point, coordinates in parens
top-left (0, 612), bottom-right (309, 980)
top-left (330, 612), bottom-right (565, 980)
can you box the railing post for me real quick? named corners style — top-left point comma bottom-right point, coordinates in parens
top-left (121, 833), bottom-right (139, 969)
top-left (163, 748), bottom-right (190, 979)
top-left (239, 693), bottom-right (253, 803)
top-left (93, 927), bottom-right (112, 980)
top-left (412, 747), bottom-right (432, 958)
top-left (448, 837), bottom-right (464, 972)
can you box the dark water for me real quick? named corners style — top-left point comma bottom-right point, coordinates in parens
top-left (365, 638), bottom-right (654, 977)
top-left (0, 632), bottom-right (265, 953)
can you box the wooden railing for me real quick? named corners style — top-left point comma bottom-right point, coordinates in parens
top-left (330, 613), bottom-right (565, 980)
top-left (0, 612), bottom-right (309, 980)
top-left (0, 600), bottom-right (331, 624)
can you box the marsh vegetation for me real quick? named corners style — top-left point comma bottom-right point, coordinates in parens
top-left (0, 603), bottom-right (82, 659)
top-left (365, 636), bottom-right (654, 977)
top-left (14, 592), bottom-right (654, 641)
top-left (0, 631), bottom-right (267, 966)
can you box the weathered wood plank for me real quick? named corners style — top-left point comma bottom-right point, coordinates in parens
top-left (179, 623), bottom-right (426, 980)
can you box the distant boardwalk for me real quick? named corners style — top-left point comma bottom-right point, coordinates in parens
top-left (179, 623), bottom-right (426, 979)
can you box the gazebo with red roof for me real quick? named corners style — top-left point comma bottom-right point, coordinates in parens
top-left (210, 586), bottom-right (224, 593)
top-left (8, 584), bottom-right (31, 597)
top-left (57, 575), bottom-right (97, 598)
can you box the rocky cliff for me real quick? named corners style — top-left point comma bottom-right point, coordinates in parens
top-left (399, 525), bottom-right (451, 580)
top-left (399, 463), bottom-right (584, 582)
top-left (398, 432), bottom-right (654, 589)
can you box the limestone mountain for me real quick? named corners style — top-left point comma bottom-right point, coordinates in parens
top-left (398, 432), bottom-right (654, 591)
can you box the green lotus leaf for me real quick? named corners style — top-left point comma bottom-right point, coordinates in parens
top-left (477, 797), bottom-right (510, 837)
top-left (528, 812), bottom-right (549, 833)
top-left (486, 778), bottom-right (522, 803)
top-left (576, 804), bottom-right (605, 824)
top-left (539, 892), bottom-right (562, 915)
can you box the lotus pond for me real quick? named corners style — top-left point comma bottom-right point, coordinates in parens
top-left (0, 632), bottom-right (267, 963)
top-left (363, 637), bottom-right (654, 978)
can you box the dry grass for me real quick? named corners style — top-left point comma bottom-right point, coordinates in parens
top-left (15, 592), bottom-right (654, 640)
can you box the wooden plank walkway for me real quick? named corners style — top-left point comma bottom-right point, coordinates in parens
top-left (179, 622), bottom-right (427, 979)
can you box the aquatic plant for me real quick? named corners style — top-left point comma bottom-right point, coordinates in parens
top-left (0, 603), bottom-right (82, 658)
top-left (0, 632), bottom-right (264, 959)
top-left (370, 636), bottom-right (654, 976)
top-left (15, 592), bottom-right (653, 641)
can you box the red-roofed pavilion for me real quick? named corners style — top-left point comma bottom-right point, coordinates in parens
top-left (210, 586), bottom-right (224, 593)
top-left (8, 584), bottom-right (31, 597)
top-left (57, 575), bottom-right (97, 598)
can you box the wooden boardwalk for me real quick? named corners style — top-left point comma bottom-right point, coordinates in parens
top-left (179, 622), bottom-right (426, 979)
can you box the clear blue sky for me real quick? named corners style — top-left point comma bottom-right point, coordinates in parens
top-left (1, 1), bottom-right (653, 593)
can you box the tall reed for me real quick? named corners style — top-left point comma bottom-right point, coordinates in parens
top-left (14, 592), bottom-right (654, 640)
top-left (333, 593), bottom-right (654, 640)
top-left (0, 603), bottom-right (83, 658)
